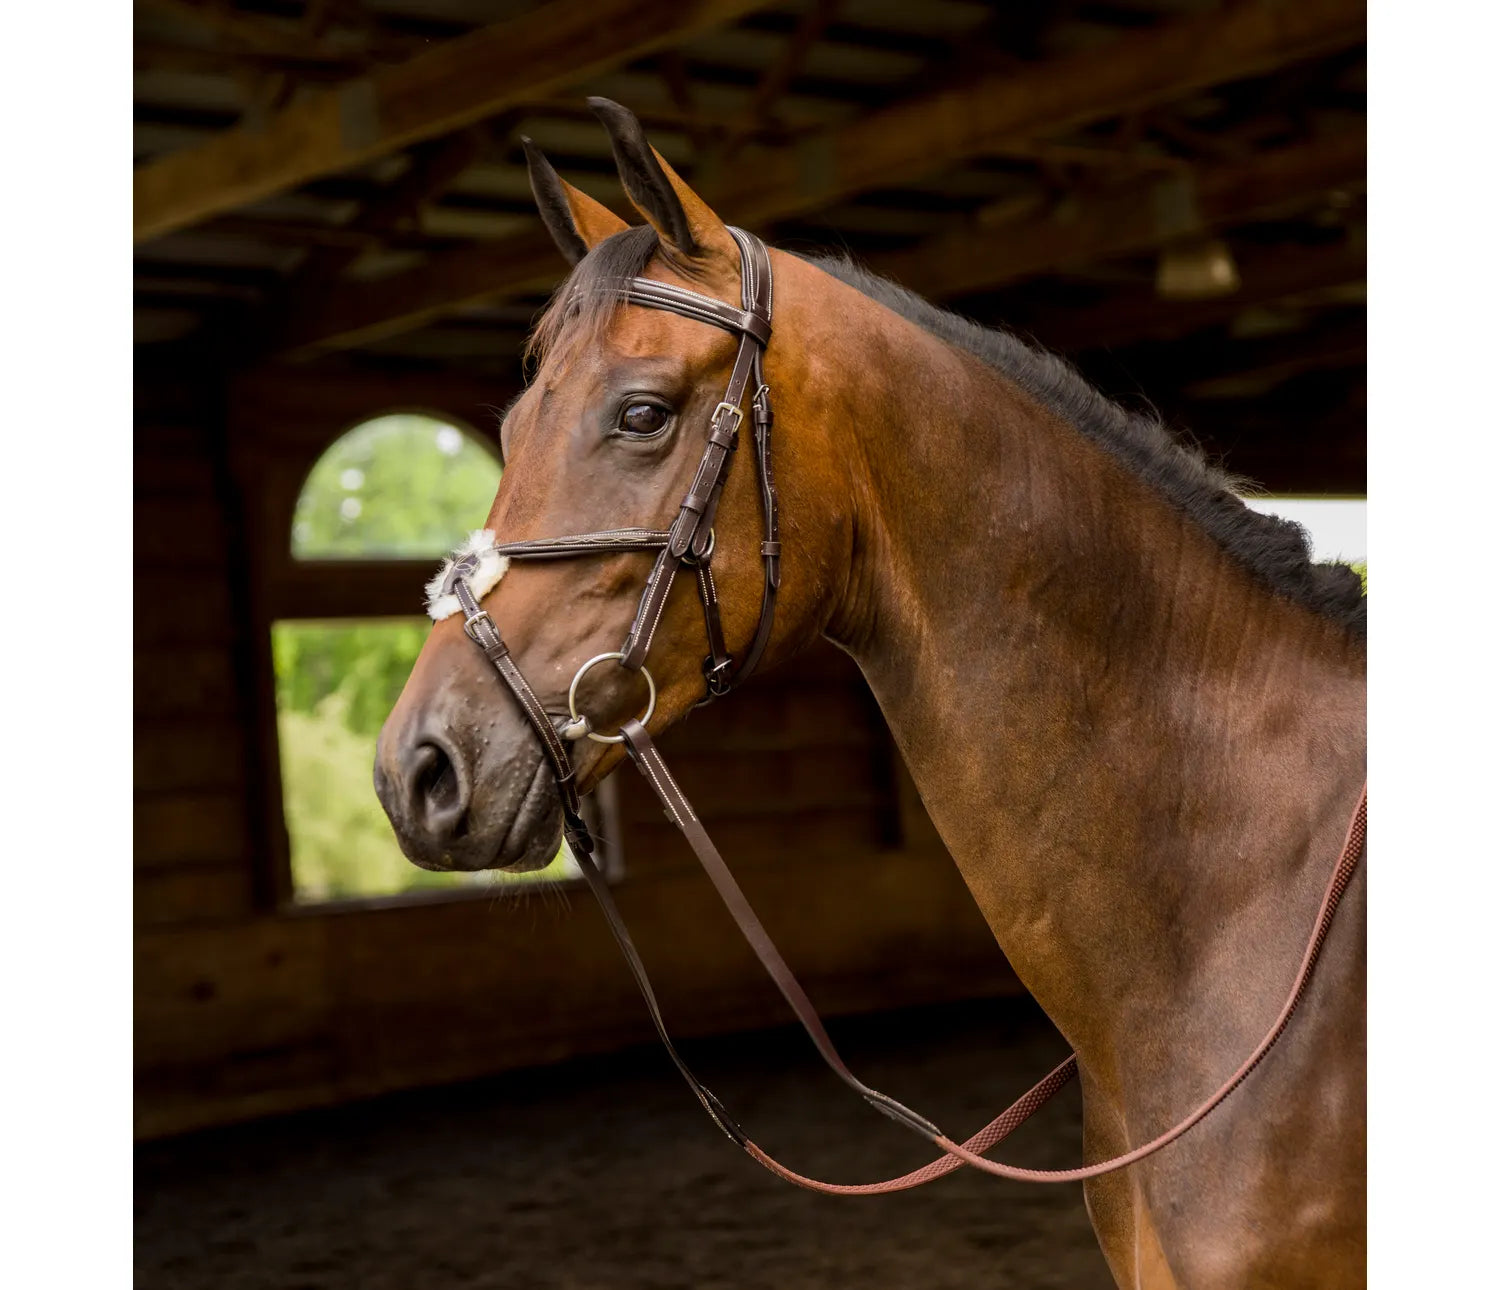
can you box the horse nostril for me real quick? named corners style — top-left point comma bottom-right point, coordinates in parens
top-left (413, 739), bottom-right (460, 810)
top-left (415, 741), bottom-right (457, 807)
top-left (409, 739), bottom-right (470, 843)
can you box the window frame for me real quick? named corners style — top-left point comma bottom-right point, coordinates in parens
top-left (230, 377), bottom-right (621, 912)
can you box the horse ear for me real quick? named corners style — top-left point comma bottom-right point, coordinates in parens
top-left (522, 136), bottom-right (628, 265)
top-left (586, 97), bottom-right (738, 268)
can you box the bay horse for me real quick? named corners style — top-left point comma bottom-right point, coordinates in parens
top-left (374, 99), bottom-right (1366, 1288)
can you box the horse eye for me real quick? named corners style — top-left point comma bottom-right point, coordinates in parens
top-left (620, 402), bottom-right (668, 436)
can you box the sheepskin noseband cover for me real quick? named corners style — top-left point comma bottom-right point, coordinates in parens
top-left (425, 530), bottom-right (509, 622)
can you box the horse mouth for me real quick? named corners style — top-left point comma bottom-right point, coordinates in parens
top-left (489, 754), bottom-right (562, 872)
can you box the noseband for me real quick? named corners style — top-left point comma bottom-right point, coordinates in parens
top-left (427, 229), bottom-right (1368, 1193)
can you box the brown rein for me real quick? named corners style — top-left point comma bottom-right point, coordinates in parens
top-left (439, 227), bottom-right (1368, 1191)
top-left (610, 721), bottom-right (1366, 1191)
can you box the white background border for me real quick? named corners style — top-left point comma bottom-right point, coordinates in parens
top-left (4, 2), bottom-right (1497, 1282)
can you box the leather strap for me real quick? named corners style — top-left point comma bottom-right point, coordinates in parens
top-left (495, 529), bottom-right (669, 560)
top-left (452, 576), bottom-right (593, 857)
top-left (620, 279), bottom-right (771, 345)
top-left (619, 229), bottom-right (776, 685)
top-left (459, 231), bottom-right (779, 706)
top-left (692, 560), bottom-right (735, 699)
top-left (618, 711), bottom-right (1369, 1192)
top-left (571, 844), bottom-right (748, 1146)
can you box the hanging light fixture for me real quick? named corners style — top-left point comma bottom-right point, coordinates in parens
top-left (1155, 235), bottom-right (1241, 300)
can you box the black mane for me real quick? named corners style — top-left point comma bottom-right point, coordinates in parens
top-left (809, 255), bottom-right (1366, 640)
top-left (529, 230), bottom-right (1365, 640)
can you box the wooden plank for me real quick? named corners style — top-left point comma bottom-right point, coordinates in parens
top-left (1109, 313), bottom-right (1367, 402)
top-left (266, 562), bottom-right (441, 621)
top-left (134, 917), bottom-right (332, 1067)
top-left (134, 792), bottom-right (253, 869)
top-left (134, 721), bottom-right (249, 793)
top-left (134, 648), bottom-right (242, 717)
top-left (278, 0), bottom-right (1366, 353)
top-left (617, 745), bottom-right (879, 823)
top-left (134, 420), bottom-right (218, 458)
top-left (134, 496), bottom-right (232, 569)
top-left (134, 863), bottom-right (256, 928)
top-left (868, 131), bottom-right (1366, 302)
top-left (134, 572), bottom-right (239, 646)
top-left (229, 362), bottom-right (517, 456)
top-left (626, 806), bottom-right (887, 877)
top-left (289, 129), bottom-right (488, 296)
top-left (134, 0), bottom-right (777, 242)
top-left (136, 842), bottom-right (1015, 1137)
top-left (134, 1039), bottom-right (342, 1139)
top-left (1019, 240), bottom-right (1366, 354)
top-left (714, 0), bottom-right (1366, 227)
top-left (659, 683), bottom-right (878, 754)
top-left (278, 227), bottom-right (563, 354)
top-left (134, 454), bottom-right (219, 498)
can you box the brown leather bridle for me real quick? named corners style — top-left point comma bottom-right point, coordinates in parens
top-left (434, 228), bottom-right (1368, 1192)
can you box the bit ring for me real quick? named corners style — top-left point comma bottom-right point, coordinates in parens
top-left (566, 652), bottom-right (656, 744)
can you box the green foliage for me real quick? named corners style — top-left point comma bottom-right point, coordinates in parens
top-left (274, 621), bottom-right (575, 901)
top-left (1350, 561), bottom-right (1367, 594)
top-left (272, 618), bottom-right (429, 738)
top-left (276, 686), bottom-right (483, 900)
top-left (292, 413), bottom-right (501, 559)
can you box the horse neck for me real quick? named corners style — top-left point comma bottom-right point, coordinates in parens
top-left (803, 296), bottom-right (1366, 1090)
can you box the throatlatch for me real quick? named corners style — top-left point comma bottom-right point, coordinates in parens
top-left (428, 226), bottom-right (1369, 1193)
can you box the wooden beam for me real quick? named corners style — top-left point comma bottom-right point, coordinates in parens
top-left (1015, 239), bottom-right (1366, 355)
top-left (867, 131), bottom-right (1365, 300)
top-left (1078, 311), bottom-right (1365, 407)
top-left (292, 128), bottom-right (488, 293)
top-left (713, 0), bottom-right (1365, 227)
top-left (138, 0), bottom-right (378, 63)
top-left (277, 0), bottom-right (1365, 355)
top-left (134, 0), bottom-right (776, 243)
top-left (279, 228), bottom-right (563, 356)
top-left (1176, 317), bottom-right (1366, 399)
top-left (736, 0), bottom-right (843, 136)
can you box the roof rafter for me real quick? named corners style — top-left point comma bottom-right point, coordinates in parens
top-left (275, 0), bottom-right (1366, 356)
top-left (134, 0), bottom-right (777, 243)
top-left (1016, 240), bottom-right (1366, 354)
top-left (865, 129), bottom-right (1365, 300)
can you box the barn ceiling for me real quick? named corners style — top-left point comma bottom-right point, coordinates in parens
top-left (134, 0), bottom-right (1367, 491)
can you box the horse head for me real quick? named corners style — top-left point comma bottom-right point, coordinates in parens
top-left (374, 99), bottom-right (858, 873)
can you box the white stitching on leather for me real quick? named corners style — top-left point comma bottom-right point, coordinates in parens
top-left (635, 746), bottom-right (686, 828)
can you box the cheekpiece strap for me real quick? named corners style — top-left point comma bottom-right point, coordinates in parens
top-left (618, 228), bottom-right (776, 683)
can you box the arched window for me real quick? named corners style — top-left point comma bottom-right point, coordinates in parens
top-left (268, 412), bottom-right (611, 904)
top-left (290, 413), bottom-right (500, 560)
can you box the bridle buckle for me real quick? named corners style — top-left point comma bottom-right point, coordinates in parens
top-left (462, 608), bottom-right (496, 643)
top-left (711, 401), bottom-right (745, 437)
top-left (702, 655), bottom-right (734, 698)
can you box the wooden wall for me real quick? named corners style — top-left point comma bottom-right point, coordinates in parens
top-left (133, 355), bottom-right (1020, 1140)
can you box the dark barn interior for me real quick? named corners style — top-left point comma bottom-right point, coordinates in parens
top-left (133, 1), bottom-right (1366, 1285)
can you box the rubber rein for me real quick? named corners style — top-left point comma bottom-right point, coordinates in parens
top-left (428, 227), bottom-right (1368, 1192)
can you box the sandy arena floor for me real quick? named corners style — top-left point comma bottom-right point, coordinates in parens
top-left (136, 997), bottom-right (1114, 1289)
